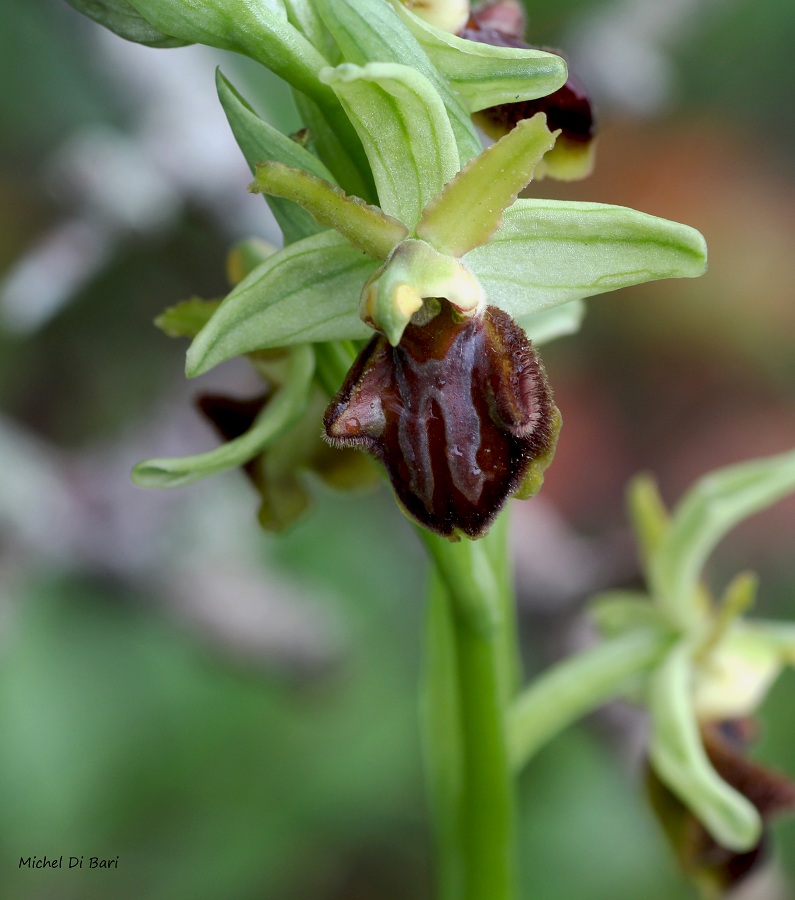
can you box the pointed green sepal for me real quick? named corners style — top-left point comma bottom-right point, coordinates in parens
top-left (417, 115), bottom-right (557, 257)
top-left (361, 239), bottom-right (484, 345)
top-left (250, 161), bottom-right (408, 259)
top-left (652, 448), bottom-right (795, 628)
top-left (216, 69), bottom-right (336, 245)
top-left (313, 0), bottom-right (481, 164)
top-left (186, 231), bottom-right (376, 376)
top-left (320, 62), bottom-right (459, 228)
top-left (390, 1), bottom-right (568, 112)
top-left (464, 198), bottom-right (708, 322)
top-left (132, 345), bottom-right (314, 489)
top-left (647, 644), bottom-right (762, 852)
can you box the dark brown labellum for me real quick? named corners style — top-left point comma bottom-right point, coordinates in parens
top-left (323, 302), bottom-right (558, 539)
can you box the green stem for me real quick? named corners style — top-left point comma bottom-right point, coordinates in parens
top-left (420, 531), bottom-right (517, 900)
top-left (483, 510), bottom-right (522, 701)
top-left (508, 629), bottom-right (674, 772)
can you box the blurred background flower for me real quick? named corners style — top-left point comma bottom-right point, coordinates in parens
top-left (1, 0), bottom-right (794, 897)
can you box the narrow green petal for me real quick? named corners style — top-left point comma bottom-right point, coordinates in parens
top-left (132, 345), bottom-right (314, 489)
top-left (515, 299), bottom-right (585, 346)
top-left (65, 0), bottom-right (191, 47)
top-left (390, 1), bottom-right (568, 112)
top-left (652, 448), bottom-right (795, 628)
top-left (321, 62), bottom-right (459, 228)
top-left (647, 644), bottom-right (761, 851)
top-left (465, 199), bottom-right (708, 321)
top-left (128, 0), bottom-right (330, 101)
top-left (418, 115), bottom-right (557, 257)
top-left (216, 69), bottom-right (334, 245)
top-left (186, 231), bottom-right (376, 376)
top-left (314, 0), bottom-right (481, 164)
top-left (155, 297), bottom-right (221, 339)
top-left (251, 161), bottom-right (408, 258)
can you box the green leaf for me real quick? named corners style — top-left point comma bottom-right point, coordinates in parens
top-left (652, 448), bottom-right (795, 627)
top-left (321, 62), bottom-right (458, 228)
top-left (128, 0), bottom-right (330, 101)
top-left (65, 0), bottom-right (191, 47)
top-left (627, 474), bottom-right (670, 574)
top-left (216, 69), bottom-right (335, 245)
top-left (132, 345), bottom-right (314, 488)
top-left (464, 199), bottom-right (708, 321)
top-left (647, 644), bottom-right (761, 851)
top-left (313, 0), bottom-right (481, 164)
top-left (390, 0), bottom-right (568, 112)
top-left (418, 115), bottom-right (557, 257)
top-left (155, 297), bottom-right (222, 339)
top-left (250, 161), bottom-right (408, 259)
top-left (186, 231), bottom-right (376, 376)
top-left (516, 299), bottom-right (585, 346)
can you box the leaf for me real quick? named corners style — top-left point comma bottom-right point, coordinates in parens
top-left (417, 115), bottom-right (557, 257)
top-left (647, 644), bottom-right (761, 851)
top-left (321, 62), bottom-right (459, 228)
top-left (627, 474), bottom-right (670, 574)
top-left (313, 0), bottom-right (481, 164)
top-left (516, 299), bottom-right (585, 346)
top-left (186, 231), bottom-right (376, 376)
top-left (155, 297), bottom-right (221, 339)
top-left (216, 69), bottom-right (335, 245)
top-left (132, 345), bottom-right (314, 488)
top-left (65, 0), bottom-right (191, 47)
top-left (652, 448), bottom-right (795, 627)
top-left (464, 199), bottom-right (707, 321)
top-left (250, 160), bottom-right (408, 258)
top-left (390, 0), bottom-right (568, 112)
top-left (128, 0), bottom-right (330, 101)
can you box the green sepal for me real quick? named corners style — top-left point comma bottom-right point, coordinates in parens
top-left (652, 448), bottom-right (795, 628)
top-left (155, 297), bottom-right (222, 339)
top-left (313, 0), bottom-right (481, 164)
top-left (65, 0), bottom-right (191, 47)
top-left (516, 300), bottom-right (585, 346)
top-left (128, 0), bottom-right (330, 102)
top-left (186, 231), bottom-right (376, 376)
top-left (216, 69), bottom-right (335, 245)
top-left (464, 199), bottom-right (708, 322)
top-left (418, 114), bottom-right (557, 257)
top-left (321, 62), bottom-right (459, 229)
top-left (390, 1), bottom-right (568, 112)
top-left (132, 345), bottom-right (315, 489)
top-left (250, 160), bottom-right (408, 259)
top-left (647, 644), bottom-right (761, 852)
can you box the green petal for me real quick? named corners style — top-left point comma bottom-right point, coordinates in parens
top-left (417, 115), bottom-right (557, 257)
top-left (251, 160), bottom-right (408, 258)
top-left (652, 448), bottom-right (795, 627)
top-left (186, 231), bottom-right (376, 376)
top-left (464, 199), bottom-right (707, 321)
top-left (128, 0), bottom-right (329, 100)
top-left (390, 1), bottom-right (568, 112)
top-left (647, 644), bottom-right (761, 851)
top-left (132, 345), bottom-right (314, 489)
top-left (313, 0), bottom-right (481, 164)
top-left (515, 299), bottom-right (585, 346)
top-left (321, 62), bottom-right (459, 228)
top-left (65, 0), bottom-right (191, 47)
top-left (216, 69), bottom-right (335, 246)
